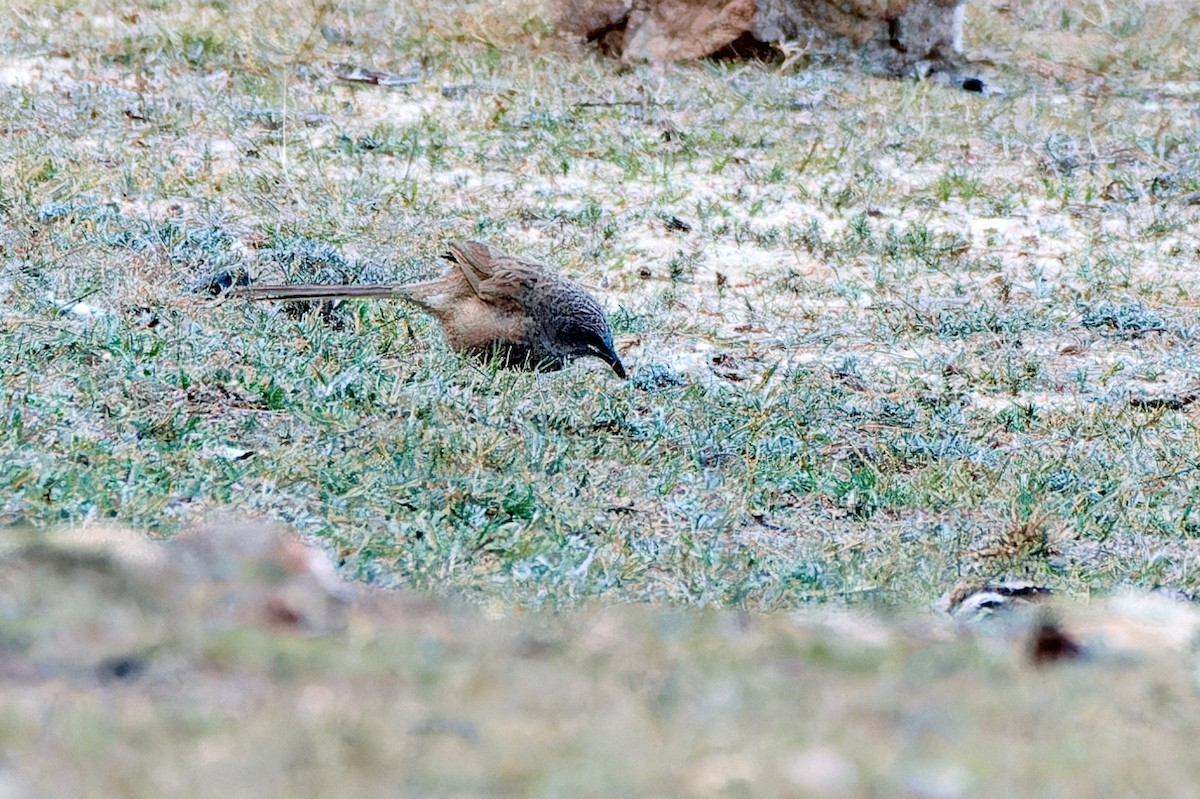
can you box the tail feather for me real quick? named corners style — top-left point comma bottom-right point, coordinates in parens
top-left (231, 284), bottom-right (407, 302)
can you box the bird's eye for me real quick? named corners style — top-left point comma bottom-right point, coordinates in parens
top-left (557, 325), bottom-right (590, 347)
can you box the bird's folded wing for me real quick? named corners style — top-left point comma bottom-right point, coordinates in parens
top-left (446, 241), bottom-right (495, 297)
top-left (448, 241), bottom-right (538, 308)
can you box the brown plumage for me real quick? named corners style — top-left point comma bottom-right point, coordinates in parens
top-left (232, 241), bottom-right (627, 378)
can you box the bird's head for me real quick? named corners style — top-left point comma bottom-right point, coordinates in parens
top-left (553, 315), bottom-right (626, 379)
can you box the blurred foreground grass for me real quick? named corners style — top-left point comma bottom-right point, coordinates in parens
top-left (2, 523), bottom-right (1199, 797)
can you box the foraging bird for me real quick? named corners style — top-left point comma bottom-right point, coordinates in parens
top-left (232, 240), bottom-right (627, 378)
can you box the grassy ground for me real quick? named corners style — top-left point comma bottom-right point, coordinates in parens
top-left (2, 523), bottom-right (1200, 797)
top-left (3, 0), bottom-right (1200, 613)
top-left (5, 2), bottom-right (1200, 795)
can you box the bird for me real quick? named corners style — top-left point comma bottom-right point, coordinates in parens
top-left (231, 240), bottom-right (627, 378)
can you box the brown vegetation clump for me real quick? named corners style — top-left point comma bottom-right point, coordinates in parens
top-left (556, 0), bottom-right (965, 71)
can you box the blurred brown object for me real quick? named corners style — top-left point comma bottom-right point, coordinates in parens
top-left (556, 0), bottom-right (965, 71)
top-left (627, 0), bottom-right (756, 63)
top-left (1028, 620), bottom-right (1083, 666)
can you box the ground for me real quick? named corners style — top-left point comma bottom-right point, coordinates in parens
top-left (2, 0), bottom-right (1200, 794)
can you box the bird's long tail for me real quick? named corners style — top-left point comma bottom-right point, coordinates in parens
top-left (230, 284), bottom-right (409, 302)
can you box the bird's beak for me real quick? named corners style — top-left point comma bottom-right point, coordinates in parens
top-left (593, 342), bottom-right (627, 379)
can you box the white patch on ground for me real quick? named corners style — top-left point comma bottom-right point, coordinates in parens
top-left (342, 86), bottom-right (446, 131)
top-left (0, 57), bottom-right (73, 85)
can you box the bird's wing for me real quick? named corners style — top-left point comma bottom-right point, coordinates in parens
top-left (445, 241), bottom-right (496, 296)
top-left (447, 241), bottom-right (539, 308)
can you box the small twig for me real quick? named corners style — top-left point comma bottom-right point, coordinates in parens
top-left (574, 99), bottom-right (653, 108)
top-left (332, 63), bottom-right (420, 87)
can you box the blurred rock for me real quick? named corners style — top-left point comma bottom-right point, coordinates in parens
top-left (557, 0), bottom-right (967, 73)
top-left (0, 521), bottom-right (355, 683)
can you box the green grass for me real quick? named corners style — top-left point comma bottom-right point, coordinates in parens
top-left (4, 0), bottom-right (1200, 609)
